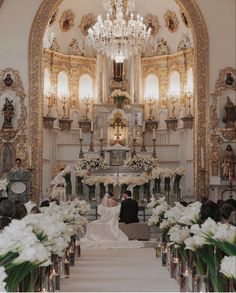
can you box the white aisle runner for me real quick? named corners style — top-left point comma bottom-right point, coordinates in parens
top-left (61, 248), bottom-right (179, 292)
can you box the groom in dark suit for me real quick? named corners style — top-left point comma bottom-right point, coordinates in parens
top-left (119, 190), bottom-right (139, 224)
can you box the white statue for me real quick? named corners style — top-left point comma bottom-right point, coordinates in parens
top-left (177, 34), bottom-right (192, 52)
top-left (68, 38), bottom-right (85, 56)
top-left (49, 34), bottom-right (60, 52)
top-left (154, 38), bottom-right (170, 56)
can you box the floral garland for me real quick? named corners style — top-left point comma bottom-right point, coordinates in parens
top-left (124, 155), bottom-right (158, 171)
top-left (76, 155), bottom-right (108, 171)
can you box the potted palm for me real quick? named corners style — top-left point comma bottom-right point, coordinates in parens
top-left (110, 90), bottom-right (131, 108)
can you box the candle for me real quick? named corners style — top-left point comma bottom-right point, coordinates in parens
top-left (79, 128), bottom-right (83, 139)
top-left (142, 121), bottom-right (145, 132)
top-left (91, 121), bottom-right (94, 132)
top-left (133, 128), bottom-right (136, 138)
top-left (201, 147), bottom-right (204, 169)
top-left (100, 128), bottom-right (103, 139)
top-left (152, 128), bottom-right (156, 140)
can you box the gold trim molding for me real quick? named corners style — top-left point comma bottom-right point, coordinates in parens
top-left (29, 0), bottom-right (209, 201)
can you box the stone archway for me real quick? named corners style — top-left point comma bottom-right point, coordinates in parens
top-left (29, 0), bottom-right (209, 201)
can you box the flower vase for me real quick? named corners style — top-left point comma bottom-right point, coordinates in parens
top-left (155, 177), bottom-right (161, 194)
top-left (192, 273), bottom-right (209, 292)
top-left (227, 279), bottom-right (236, 292)
top-left (179, 258), bottom-right (191, 292)
top-left (133, 185), bottom-right (140, 201)
top-left (170, 248), bottom-right (179, 281)
top-left (164, 177), bottom-right (171, 203)
top-left (161, 243), bottom-right (167, 267)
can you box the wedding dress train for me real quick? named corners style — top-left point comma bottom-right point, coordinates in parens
top-left (81, 197), bottom-right (144, 249)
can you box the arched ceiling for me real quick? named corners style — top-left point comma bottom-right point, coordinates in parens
top-left (44, 0), bottom-right (193, 57)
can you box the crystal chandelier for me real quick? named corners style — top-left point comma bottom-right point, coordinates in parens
top-left (87, 0), bottom-right (152, 63)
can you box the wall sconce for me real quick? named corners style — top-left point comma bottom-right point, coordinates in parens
top-left (145, 96), bottom-right (156, 121)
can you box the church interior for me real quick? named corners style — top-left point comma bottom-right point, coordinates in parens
top-left (0, 0), bottom-right (235, 292)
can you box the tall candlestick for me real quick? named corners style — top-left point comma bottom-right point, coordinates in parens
top-left (79, 128), bottom-right (83, 139)
top-left (152, 128), bottom-right (156, 140)
top-left (91, 121), bottom-right (94, 132)
top-left (100, 128), bottom-right (103, 139)
top-left (201, 147), bottom-right (204, 169)
top-left (142, 121), bottom-right (145, 132)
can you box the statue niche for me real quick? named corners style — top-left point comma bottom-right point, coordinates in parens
top-left (1, 97), bottom-right (14, 129)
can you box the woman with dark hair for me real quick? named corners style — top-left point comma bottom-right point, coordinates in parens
top-left (40, 200), bottom-right (50, 207)
top-left (0, 199), bottom-right (16, 230)
top-left (220, 203), bottom-right (234, 223)
top-left (200, 200), bottom-right (220, 223)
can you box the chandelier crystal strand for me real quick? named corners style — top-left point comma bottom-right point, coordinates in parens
top-left (87, 0), bottom-right (152, 63)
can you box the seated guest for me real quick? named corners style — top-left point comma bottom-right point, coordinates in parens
top-left (14, 203), bottom-right (27, 220)
top-left (119, 190), bottom-right (139, 224)
top-left (0, 199), bottom-right (16, 230)
top-left (224, 198), bottom-right (236, 209)
top-left (50, 198), bottom-right (60, 205)
top-left (217, 199), bottom-right (225, 209)
top-left (40, 200), bottom-right (50, 207)
top-left (25, 201), bottom-right (40, 214)
top-left (200, 200), bottom-right (220, 223)
top-left (220, 203), bottom-right (234, 223)
top-left (229, 211), bottom-right (236, 226)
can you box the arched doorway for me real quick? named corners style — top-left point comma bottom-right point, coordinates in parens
top-left (29, 0), bottom-right (209, 201)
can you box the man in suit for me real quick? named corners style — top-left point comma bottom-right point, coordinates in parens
top-left (119, 190), bottom-right (139, 224)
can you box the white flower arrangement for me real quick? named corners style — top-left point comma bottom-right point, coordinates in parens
top-left (168, 224), bottom-right (190, 245)
top-left (178, 201), bottom-right (202, 226)
top-left (162, 167), bottom-right (175, 178)
top-left (120, 173), bottom-right (150, 186)
top-left (173, 166), bottom-right (185, 176)
top-left (110, 89), bottom-right (131, 107)
top-left (124, 155), bottom-right (158, 171)
top-left (220, 256), bottom-right (236, 280)
top-left (0, 219), bottom-right (51, 265)
top-left (77, 156), bottom-right (108, 170)
top-left (213, 223), bottom-right (236, 243)
top-left (0, 179), bottom-right (9, 191)
top-left (83, 175), bottom-right (116, 186)
top-left (0, 266), bottom-right (7, 292)
top-left (152, 167), bottom-right (163, 179)
top-left (71, 198), bottom-right (91, 215)
top-left (148, 197), bottom-right (169, 226)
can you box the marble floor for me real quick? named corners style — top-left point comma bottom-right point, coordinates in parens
top-left (61, 247), bottom-right (179, 292)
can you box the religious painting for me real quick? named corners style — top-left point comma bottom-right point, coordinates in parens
top-left (144, 14), bottom-right (161, 36)
top-left (164, 10), bottom-right (179, 33)
top-left (0, 144), bottom-right (15, 173)
top-left (79, 13), bottom-right (96, 36)
top-left (110, 150), bottom-right (127, 166)
top-left (59, 10), bottom-right (75, 32)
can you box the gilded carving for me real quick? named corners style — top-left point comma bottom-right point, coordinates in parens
top-left (164, 10), bottom-right (179, 33)
top-left (177, 34), bottom-right (192, 52)
top-left (79, 13), bottom-right (96, 36)
top-left (29, 0), bottom-right (209, 201)
top-left (210, 67), bottom-right (236, 177)
top-left (180, 10), bottom-right (189, 27)
top-left (144, 14), bottom-right (161, 36)
top-left (0, 68), bottom-right (27, 162)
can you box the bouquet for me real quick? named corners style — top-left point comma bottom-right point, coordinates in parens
top-left (110, 89), bottom-right (131, 108)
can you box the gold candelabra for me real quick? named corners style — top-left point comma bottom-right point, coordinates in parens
top-left (83, 96), bottom-right (93, 121)
top-left (186, 91), bottom-right (193, 117)
top-left (145, 97), bottom-right (156, 121)
top-left (169, 95), bottom-right (178, 119)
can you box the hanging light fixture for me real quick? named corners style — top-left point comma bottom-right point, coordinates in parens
top-left (87, 0), bottom-right (152, 63)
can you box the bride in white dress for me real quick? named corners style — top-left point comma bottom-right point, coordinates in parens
top-left (81, 193), bottom-right (143, 249)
